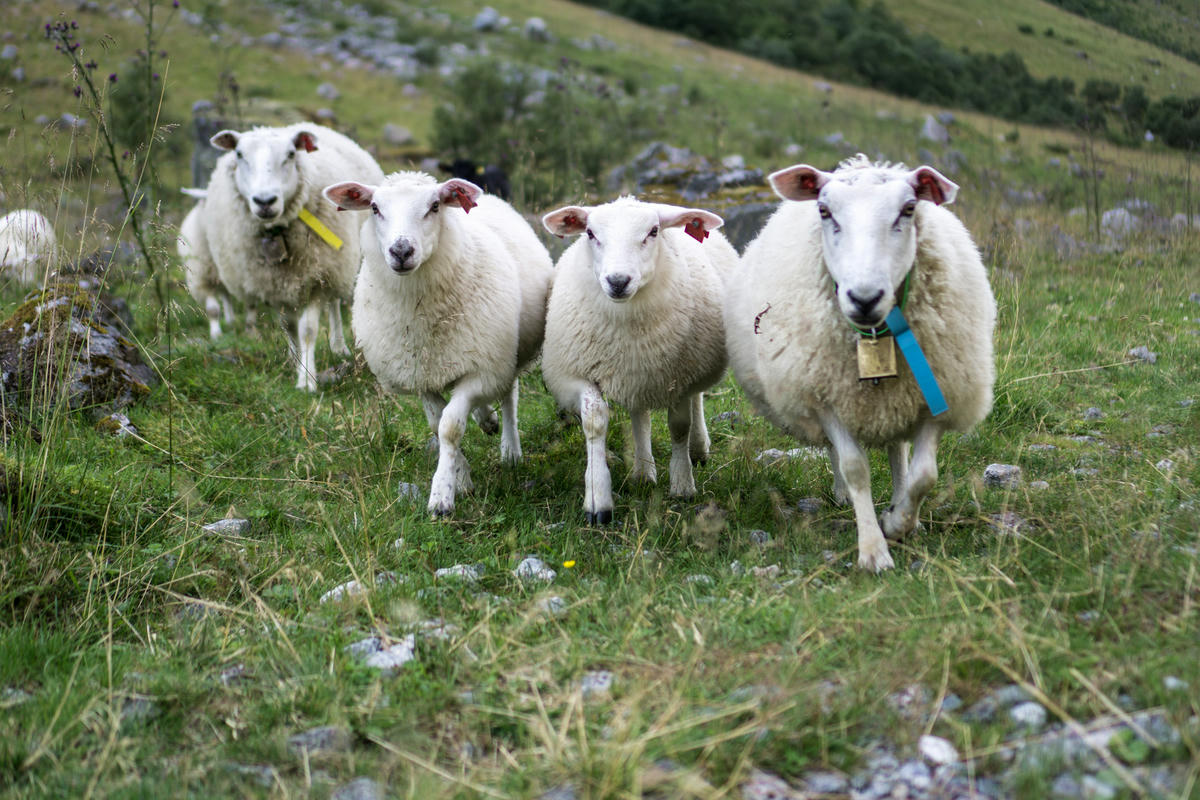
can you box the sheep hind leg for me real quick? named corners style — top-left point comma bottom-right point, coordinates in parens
top-left (576, 382), bottom-right (613, 524)
top-left (421, 393), bottom-right (446, 458)
top-left (689, 393), bottom-right (710, 465)
top-left (881, 424), bottom-right (940, 540)
top-left (828, 446), bottom-right (851, 506)
top-left (220, 293), bottom-right (235, 326)
top-left (326, 299), bottom-right (351, 357)
top-left (293, 303), bottom-right (320, 392)
top-left (204, 295), bottom-right (223, 340)
top-left (499, 380), bottom-right (521, 465)
top-left (667, 396), bottom-right (696, 498)
top-left (629, 408), bottom-right (656, 484)
top-left (821, 412), bottom-right (893, 572)
top-left (428, 378), bottom-right (483, 516)
top-left (472, 405), bottom-right (500, 435)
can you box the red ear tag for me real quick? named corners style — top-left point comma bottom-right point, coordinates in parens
top-left (453, 187), bottom-right (476, 213)
top-left (685, 218), bottom-right (709, 243)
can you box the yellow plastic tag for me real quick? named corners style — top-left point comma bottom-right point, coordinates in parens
top-left (298, 208), bottom-right (343, 250)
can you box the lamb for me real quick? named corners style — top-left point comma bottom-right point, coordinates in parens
top-left (322, 172), bottom-right (554, 516)
top-left (726, 154), bottom-right (996, 572)
top-left (177, 189), bottom-right (241, 340)
top-left (540, 196), bottom-right (736, 524)
top-left (192, 123), bottom-right (384, 389)
top-left (0, 209), bottom-right (57, 286)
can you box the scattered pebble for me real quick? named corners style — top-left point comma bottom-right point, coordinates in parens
top-left (1052, 773), bottom-right (1082, 799)
top-left (1010, 701), bottom-right (1048, 730)
top-left (363, 635), bottom-right (417, 676)
top-left (1028, 443), bottom-right (1058, 452)
top-left (984, 463), bottom-right (1022, 489)
top-left (344, 636), bottom-right (383, 658)
top-left (219, 663), bottom-right (248, 687)
top-left (1031, 480), bottom-right (1051, 490)
top-left (741, 768), bottom-right (795, 800)
top-left (537, 785), bottom-right (578, 800)
top-left (1163, 676), bottom-right (1188, 692)
top-left (1156, 459), bottom-right (1175, 472)
top-left (1083, 407), bottom-right (1104, 421)
top-left (96, 412), bottom-right (138, 437)
top-left (319, 572), bottom-right (399, 604)
top-left (120, 696), bottom-right (157, 723)
top-left (919, 734), bottom-right (959, 765)
top-left (796, 497), bottom-right (823, 513)
top-left (202, 518), bottom-right (250, 535)
top-left (748, 529), bottom-right (771, 546)
top-left (287, 725), bottom-right (351, 757)
top-left (225, 763), bottom-right (277, 787)
top-left (1, 687), bottom-right (33, 707)
top-left (1128, 346), bottom-right (1157, 364)
top-left (580, 670), bottom-right (613, 698)
top-left (513, 556), bottom-right (556, 582)
top-left (1069, 435), bottom-right (1101, 445)
top-left (940, 693), bottom-right (963, 713)
top-left (397, 482), bottom-right (423, 503)
top-left (750, 564), bottom-right (780, 581)
top-left (332, 777), bottom-right (384, 800)
top-left (804, 771), bottom-right (848, 794)
top-left (1071, 467), bottom-right (1100, 477)
top-left (536, 596), bottom-right (567, 618)
top-left (435, 564), bottom-right (482, 582)
top-left (989, 511), bottom-right (1029, 535)
top-left (685, 574), bottom-right (714, 585)
top-left (1077, 610), bottom-right (1099, 623)
top-left (730, 560), bottom-right (745, 576)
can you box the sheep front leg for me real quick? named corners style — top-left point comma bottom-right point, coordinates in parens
top-left (220, 293), bottom-right (235, 327)
top-left (881, 423), bottom-right (940, 540)
top-left (204, 295), bottom-right (223, 340)
top-left (629, 408), bottom-right (656, 484)
top-left (820, 412), bottom-right (894, 572)
top-left (428, 378), bottom-right (484, 516)
top-left (667, 396), bottom-right (697, 498)
top-left (294, 302), bottom-right (321, 392)
top-left (576, 382), bottom-right (613, 524)
top-left (421, 392), bottom-right (446, 457)
top-left (689, 393), bottom-right (710, 465)
top-left (326, 299), bottom-right (351, 357)
top-left (499, 380), bottom-right (521, 465)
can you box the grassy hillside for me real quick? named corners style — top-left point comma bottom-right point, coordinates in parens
top-left (1, 0), bottom-right (1199, 798)
top-left (1041, 0), bottom-right (1200, 65)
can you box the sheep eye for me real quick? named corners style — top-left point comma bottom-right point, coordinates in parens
top-left (286, 151), bottom-right (296, 160)
top-left (429, 201), bottom-right (440, 215)
top-left (370, 203), bottom-right (380, 216)
top-left (648, 225), bottom-right (659, 239)
top-left (900, 201), bottom-right (916, 217)
top-left (817, 203), bottom-right (832, 220)
top-left (235, 150), bottom-right (244, 160)
top-left (586, 229), bottom-right (596, 241)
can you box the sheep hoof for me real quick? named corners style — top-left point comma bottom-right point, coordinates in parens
top-left (858, 543), bottom-right (895, 573)
top-left (691, 455), bottom-right (708, 467)
top-left (586, 510), bottom-right (613, 525)
top-left (429, 504), bottom-right (454, 518)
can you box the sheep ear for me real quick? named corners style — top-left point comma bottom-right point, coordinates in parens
top-left (439, 179), bottom-right (481, 213)
top-left (659, 208), bottom-right (723, 243)
top-left (210, 130), bottom-right (240, 151)
top-left (542, 206), bottom-right (589, 237)
top-left (293, 130), bottom-right (319, 153)
top-left (322, 182), bottom-right (375, 211)
top-left (769, 165), bottom-right (832, 201)
top-left (907, 166), bottom-right (958, 205)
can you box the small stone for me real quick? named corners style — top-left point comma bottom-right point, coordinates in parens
top-left (741, 768), bottom-right (795, 800)
top-left (397, 482), bottom-right (423, 503)
top-left (919, 734), bottom-right (959, 765)
top-left (750, 564), bottom-right (780, 581)
top-left (435, 564), bottom-right (481, 582)
top-left (1, 687), bottom-right (33, 707)
top-left (1031, 480), bottom-right (1051, 490)
top-left (202, 518), bottom-right (250, 535)
top-left (1128, 346), bottom-right (1157, 364)
top-left (748, 529), bottom-right (771, 546)
top-left (1163, 676), bottom-right (1188, 691)
top-left (536, 596), bottom-right (567, 618)
top-left (537, 785), bottom-right (578, 800)
top-left (523, 17), bottom-right (551, 42)
top-left (332, 777), bottom-right (383, 800)
top-left (895, 759), bottom-right (932, 790)
top-left (822, 550), bottom-right (837, 564)
top-left (993, 684), bottom-right (1032, 707)
top-left (1077, 610), bottom-right (1099, 623)
top-left (1191, 293), bottom-right (1200, 304)
top-left (940, 693), bottom-right (963, 713)
top-left (755, 448), bottom-right (787, 464)
top-left (1051, 773), bottom-right (1082, 799)
top-left (287, 725), bottom-right (351, 757)
top-left (1010, 701), bottom-right (1048, 729)
top-left (392, 537), bottom-right (404, 550)
top-left (363, 635), bottom-right (417, 676)
top-left (1028, 443), bottom-right (1058, 452)
top-left (316, 82), bottom-right (340, 100)
top-left (344, 636), bottom-right (383, 658)
top-left (382, 123), bottom-right (414, 146)
top-left (1080, 775), bottom-right (1117, 800)
top-left (796, 497), bottom-right (823, 514)
top-left (730, 560), bottom-right (745, 576)
top-left (805, 771), bottom-right (848, 794)
top-left (120, 696), bottom-right (157, 723)
top-left (921, 115), bottom-right (950, 144)
top-left (1083, 407), bottom-right (1104, 421)
top-left (0, 45), bottom-right (18, 60)
top-left (983, 463), bottom-right (1022, 489)
top-left (685, 574), bottom-right (713, 585)
top-left (713, 410), bottom-right (742, 425)
top-left (225, 763), bottom-right (276, 787)
top-left (1181, 398), bottom-right (1194, 408)
top-left (988, 511), bottom-right (1028, 535)
top-left (1072, 467), bottom-right (1100, 477)
top-left (513, 556), bottom-right (556, 582)
top-left (96, 412), bottom-right (137, 437)
top-left (1155, 459), bottom-right (1175, 472)
top-left (472, 6), bottom-right (502, 31)
top-left (219, 663), bottom-right (248, 686)
top-left (580, 670), bottom-right (613, 698)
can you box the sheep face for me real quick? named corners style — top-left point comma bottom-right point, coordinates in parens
top-left (770, 163), bottom-right (958, 330)
top-left (211, 128), bottom-right (319, 224)
top-left (543, 200), bottom-right (722, 303)
top-left (323, 177), bottom-right (482, 274)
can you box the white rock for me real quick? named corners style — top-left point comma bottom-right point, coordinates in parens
top-left (536, 596), bottom-right (567, 618)
top-left (364, 635), bottom-right (416, 676)
top-left (202, 518), bottom-right (250, 535)
top-left (741, 768), bottom-right (795, 800)
top-left (580, 670), bottom-right (613, 698)
top-left (1163, 675), bottom-right (1189, 691)
top-left (1010, 701), bottom-right (1048, 729)
top-left (436, 564), bottom-right (481, 582)
top-left (513, 556), bottom-right (556, 582)
top-left (919, 734), bottom-right (959, 765)
top-left (685, 574), bottom-right (714, 585)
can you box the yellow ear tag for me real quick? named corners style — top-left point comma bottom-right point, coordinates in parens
top-left (298, 208), bottom-right (344, 250)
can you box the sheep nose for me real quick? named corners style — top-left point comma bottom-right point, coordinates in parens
top-left (388, 241), bottom-right (415, 271)
top-left (252, 194), bottom-right (278, 208)
top-left (847, 289), bottom-right (884, 316)
top-left (605, 274), bottom-right (631, 297)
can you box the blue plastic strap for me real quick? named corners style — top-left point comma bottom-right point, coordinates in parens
top-left (884, 307), bottom-right (948, 417)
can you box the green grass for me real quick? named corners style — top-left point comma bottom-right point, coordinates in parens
top-left (2, 0), bottom-right (1200, 797)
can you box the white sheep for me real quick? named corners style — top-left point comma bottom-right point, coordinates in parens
top-left (726, 155), bottom-right (996, 571)
top-left (541, 196), bottom-right (736, 524)
top-left (193, 123), bottom-right (383, 390)
top-left (177, 189), bottom-right (241, 340)
top-left (322, 172), bottom-right (554, 516)
top-left (0, 209), bottom-right (57, 286)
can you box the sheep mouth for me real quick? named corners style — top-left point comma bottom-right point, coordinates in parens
top-left (254, 208), bottom-right (282, 221)
top-left (389, 262), bottom-right (417, 275)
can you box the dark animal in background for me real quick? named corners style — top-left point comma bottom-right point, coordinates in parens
top-left (438, 159), bottom-right (512, 200)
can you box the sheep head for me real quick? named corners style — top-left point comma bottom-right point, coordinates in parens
top-left (769, 160), bottom-right (958, 330)
top-left (543, 198), bottom-right (722, 303)
top-left (212, 127), bottom-right (319, 225)
top-left (323, 174), bottom-right (481, 274)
